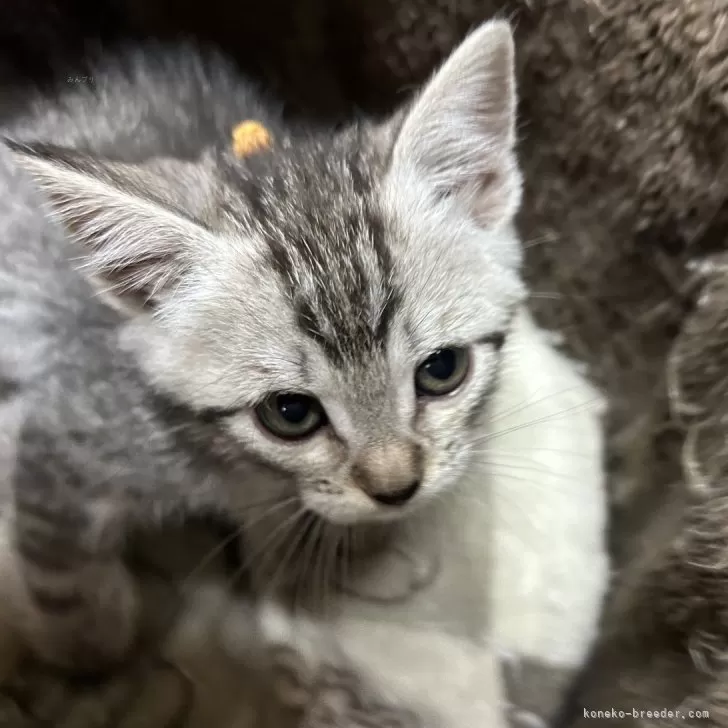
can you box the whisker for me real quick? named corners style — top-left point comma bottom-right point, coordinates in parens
top-left (529, 291), bottom-right (563, 301)
top-left (466, 457), bottom-right (587, 484)
top-left (179, 523), bottom-right (245, 590)
top-left (317, 525), bottom-right (330, 618)
top-left (481, 446), bottom-right (594, 460)
top-left (294, 515), bottom-right (319, 615)
top-left (266, 510), bottom-right (312, 599)
top-left (471, 397), bottom-right (603, 446)
top-left (322, 527), bottom-right (340, 619)
top-left (467, 462), bottom-right (552, 486)
top-left (312, 519), bottom-right (326, 615)
top-left (242, 508), bottom-right (306, 583)
top-left (339, 526), bottom-right (351, 596)
top-left (440, 482), bottom-right (542, 528)
top-left (488, 384), bottom-right (588, 425)
top-left (238, 496), bottom-right (300, 533)
top-left (522, 233), bottom-right (561, 250)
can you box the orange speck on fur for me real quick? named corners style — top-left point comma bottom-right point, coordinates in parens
top-left (232, 120), bottom-right (272, 158)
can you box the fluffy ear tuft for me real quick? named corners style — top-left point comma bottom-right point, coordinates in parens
top-left (389, 20), bottom-right (521, 228)
top-left (5, 139), bottom-right (215, 315)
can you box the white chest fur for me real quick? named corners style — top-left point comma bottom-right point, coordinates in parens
top-left (486, 310), bottom-right (609, 668)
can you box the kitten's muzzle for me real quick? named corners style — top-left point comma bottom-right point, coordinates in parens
top-left (352, 441), bottom-right (424, 508)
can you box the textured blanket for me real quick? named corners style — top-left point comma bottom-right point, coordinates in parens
top-left (497, 3), bottom-right (728, 726)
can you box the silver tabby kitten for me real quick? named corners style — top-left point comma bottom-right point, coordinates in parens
top-left (0, 20), bottom-right (523, 673)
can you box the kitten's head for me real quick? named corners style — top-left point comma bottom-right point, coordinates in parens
top-left (9, 21), bottom-right (525, 525)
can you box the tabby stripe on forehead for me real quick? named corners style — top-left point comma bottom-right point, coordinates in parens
top-left (262, 232), bottom-right (334, 356)
top-left (366, 203), bottom-right (400, 343)
top-left (228, 135), bottom-right (399, 362)
top-left (266, 222), bottom-right (397, 363)
top-left (296, 298), bottom-right (338, 359)
top-left (374, 288), bottom-right (401, 343)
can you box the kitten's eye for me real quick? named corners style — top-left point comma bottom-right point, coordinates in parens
top-left (256, 393), bottom-right (327, 440)
top-left (415, 347), bottom-right (470, 397)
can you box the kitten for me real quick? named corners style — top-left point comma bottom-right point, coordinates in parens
top-left (0, 20), bottom-right (524, 673)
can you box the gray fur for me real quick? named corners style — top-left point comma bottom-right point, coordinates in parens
top-left (0, 21), bottom-right (525, 672)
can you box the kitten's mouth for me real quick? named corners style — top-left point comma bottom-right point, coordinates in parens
top-left (306, 497), bottom-right (422, 527)
top-left (299, 474), bottom-right (428, 526)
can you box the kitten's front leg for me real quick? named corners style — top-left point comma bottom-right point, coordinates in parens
top-left (253, 601), bottom-right (421, 727)
top-left (11, 482), bottom-right (139, 674)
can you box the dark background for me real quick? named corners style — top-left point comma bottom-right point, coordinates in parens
top-left (0, 0), bottom-right (488, 121)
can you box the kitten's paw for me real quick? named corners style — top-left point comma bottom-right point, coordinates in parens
top-left (500, 649), bottom-right (563, 728)
top-left (25, 563), bottom-right (140, 675)
top-left (303, 686), bottom-right (421, 728)
top-left (259, 603), bottom-right (422, 727)
top-left (259, 601), bottom-right (344, 709)
top-left (507, 708), bottom-right (549, 728)
top-left (342, 544), bottom-right (438, 604)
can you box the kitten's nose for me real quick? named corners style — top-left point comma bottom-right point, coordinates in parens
top-left (352, 442), bottom-right (424, 507)
top-left (371, 481), bottom-right (421, 506)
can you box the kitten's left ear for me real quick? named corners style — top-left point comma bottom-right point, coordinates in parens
top-left (4, 140), bottom-right (219, 315)
top-left (388, 20), bottom-right (520, 228)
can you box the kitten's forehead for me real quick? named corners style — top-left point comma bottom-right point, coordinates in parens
top-left (216, 125), bottom-right (522, 375)
top-left (220, 128), bottom-right (397, 367)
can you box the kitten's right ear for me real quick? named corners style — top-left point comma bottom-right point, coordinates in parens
top-left (386, 20), bottom-right (521, 229)
top-left (4, 139), bottom-right (217, 316)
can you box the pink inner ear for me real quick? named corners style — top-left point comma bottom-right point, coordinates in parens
top-left (458, 161), bottom-right (521, 231)
top-left (385, 22), bottom-right (519, 228)
top-left (93, 253), bottom-right (177, 310)
top-left (45, 190), bottom-right (177, 310)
